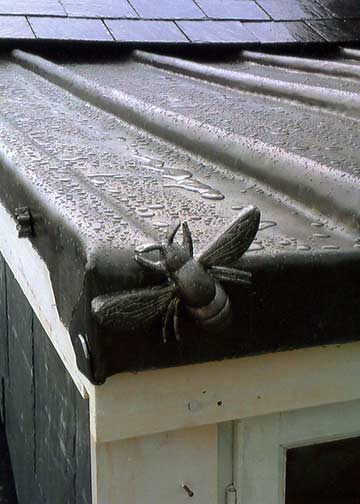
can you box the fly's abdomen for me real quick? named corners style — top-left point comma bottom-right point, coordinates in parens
top-left (187, 281), bottom-right (231, 332)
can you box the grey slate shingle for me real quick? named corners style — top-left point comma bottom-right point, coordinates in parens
top-left (177, 20), bottom-right (257, 42)
top-left (0, 0), bottom-right (65, 16)
top-left (61, 0), bottom-right (138, 19)
top-left (283, 21), bottom-right (325, 41)
top-left (307, 18), bottom-right (360, 41)
top-left (0, 0), bottom-right (357, 44)
top-left (244, 21), bottom-right (297, 42)
top-left (195, 0), bottom-right (269, 20)
top-left (318, 0), bottom-right (360, 19)
top-left (256, 0), bottom-right (329, 21)
top-left (29, 17), bottom-right (113, 40)
top-left (106, 19), bottom-right (188, 42)
top-left (129, 0), bottom-right (204, 19)
top-left (0, 15), bottom-right (34, 38)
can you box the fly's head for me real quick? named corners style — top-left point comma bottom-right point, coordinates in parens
top-left (135, 221), bottom-right (194, 278)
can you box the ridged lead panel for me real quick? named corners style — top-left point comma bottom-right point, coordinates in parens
top-left (0, 47), bottom-right (358, 382)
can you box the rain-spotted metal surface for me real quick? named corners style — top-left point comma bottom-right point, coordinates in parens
top-left (0, 46), bottom-right (359, 382)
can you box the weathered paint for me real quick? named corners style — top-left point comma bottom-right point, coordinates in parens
top-left (0, 256), bottom-right (8, 421)
top-left (91, 424), bottom-right (218, 504)
top-left (91, 340), bottom-right (360, 442)
top-left (5, 265), bottom-right (35, 502)
top-left (0, 256), bottom-right (91, 504)
top-left (0, 202), bottom-right (88, 396)
top-left (234, 400), bottom-right (360, 504)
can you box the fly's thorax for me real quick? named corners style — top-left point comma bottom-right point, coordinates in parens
top-left (173, 259), bottom-right (216, 308)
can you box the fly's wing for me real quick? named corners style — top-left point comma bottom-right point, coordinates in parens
top-left (209, 266), bottom-right (252, 286)
top-left (198, 206), bottom-right (260, 268)
top-left (92, 284), bottom-right (175, 331)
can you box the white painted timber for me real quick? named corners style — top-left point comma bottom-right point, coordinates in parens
top-left (90, 340), bottom-right (360, 442)
top-left (0, 202), bottom-right (91, 397)
top-left (234, 413), bottom-right (285, 504)
top-left (217, 422), bottom-right (233, 504)
top-left (91, 425), bottom-right (218, 504)
top-left (234, 399), bottom-right (360, 504)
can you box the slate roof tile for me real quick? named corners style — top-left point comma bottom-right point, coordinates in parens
top-left (0, 0), bottom-right (358, 45)
top-left (61, 0), bottom-right (138, 18)
top-left (0, 0), bottom-right (65, 16)
top-left (195, 0), bottom-right (269, 20)
top-left (106, 19), bottom-right (188, 42)
top-left (307, 18), bottom-right (360, 41)
top-left (244, 21), bottom-right (297, 42)
top-left (283, 21), bottom-right (325, 42)
top-left (0, 15), bottom-right (34, 38)
top-left (128, 0), bottom-right (204, 19)
top-left (318, 0), bottom-right (360, 19)
top-left (177, 20), bottom-right (257, 42)
top-left (29, 16), bottom-right (113, 41)
top-left (257, 0), bottom-right (329, 21)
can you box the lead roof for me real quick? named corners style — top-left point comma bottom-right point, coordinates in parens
top-left (0, 0), bottom-right (360, 44)
top-left (0, 44), bottom-right (359, 381)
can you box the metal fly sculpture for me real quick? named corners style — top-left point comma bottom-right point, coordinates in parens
top-left (92, 205), bottom-right (260, 342)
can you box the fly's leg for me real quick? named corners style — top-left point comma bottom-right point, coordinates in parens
top-left (162, 298), bottom-right (177, 343)
top-left (135, 254), bottom-right (166, 274)
top-left (167, 221), bottom-right (181, 244)
top-left (135, 244), bottom-right (167, 274)
top-left (173, 298), bottom-right (182, 342)
top-left (182, 222), bottom-right (193, 257)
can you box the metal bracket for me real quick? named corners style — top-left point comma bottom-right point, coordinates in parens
top-left (73, 333), bottom-right (96, 384)
top-left (15, 207), bottom-right (33, 238)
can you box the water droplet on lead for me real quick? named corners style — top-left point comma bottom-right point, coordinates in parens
top-left (163, 168), bottom-right (193, 181)
top-left (297, 245), bottom-right (311, 251)
top-left (322, 245), bottom-right (340, 250)
top-left (259, 220), bottom-right (277, 231)
top-left (202, 191), bottom-right (224, 201)
top-left (279, 239), bottom-right (291, 246)
top-left (153, 221), bottom-right (169, 228)
top-left (136, 209), bottom-right (155, 218)
top-left (248, 241), bottom-right (264, 252)
top-left (148, 204), bottom-right (165, 210)
top-left (180, 179), bottom-right (207, 191)
top-left (313, 233), bottom-right (330, 238)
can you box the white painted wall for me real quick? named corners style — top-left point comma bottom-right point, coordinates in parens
top-left (234, 400), bottom-right (360, 504)
top-left (92, 425), bottom-right (218, 504)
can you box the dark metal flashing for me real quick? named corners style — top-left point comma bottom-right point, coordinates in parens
top-left (0, 46), bottom-right (359, 384)
top-left (0, 1), bottom-right (359, 45)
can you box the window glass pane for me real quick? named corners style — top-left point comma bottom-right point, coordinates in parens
top-left (286, 437), bottom-right (360, 504)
